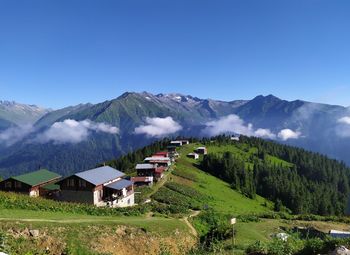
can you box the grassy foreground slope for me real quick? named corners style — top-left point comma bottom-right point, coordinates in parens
top-left (0, 191), bottom-right (196, 255)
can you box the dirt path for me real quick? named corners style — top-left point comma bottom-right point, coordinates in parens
top-left (0, 217), bottom-right (159, 224)
top-left (182, 210), bottom-right (200, 237)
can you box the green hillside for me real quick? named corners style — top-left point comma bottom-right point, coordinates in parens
top-left (142, 137), bottom-right (350, 254)
top-left (171, 143), bottom-right (273, 215)
top-left (1, 137), bottom-right (350, 254)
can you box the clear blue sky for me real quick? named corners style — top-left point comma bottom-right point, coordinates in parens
top-left (0, 0), bottom-right (349, 109)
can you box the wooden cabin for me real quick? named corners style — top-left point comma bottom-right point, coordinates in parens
top-left (144, 157), bottom-right (171, 168)
top-left (135, 163), bottom-right (165, 182)
top-left (187, 153), bottom-right (199, 160)
top-left (0, 169), bottom-right (61, 197)
top-left (57, 166), bottom-right (134, 208)
top-left (195, 147), bottom-right (208, 155)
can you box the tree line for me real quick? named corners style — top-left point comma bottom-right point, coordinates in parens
top-left (200, 135), bottom-right (350, 215)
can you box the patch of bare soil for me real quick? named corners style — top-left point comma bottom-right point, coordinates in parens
top-left (6, 226), bottom-right (66, 255)
top-left (91, 226), bottom-right (197, 255)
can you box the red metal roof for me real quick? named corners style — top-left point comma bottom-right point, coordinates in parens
top-left (131, 177), bottom-right (153, 183)
top-left (153, 152), bottom-right (168, 157)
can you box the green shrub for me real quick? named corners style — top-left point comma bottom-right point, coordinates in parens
top-left (150, 202), bottom-right (189, 215)
top-left (172, 168), bottom-right (198, 182)
top-left (246, 240), bottom-right (267, 254)
top-left (0, 191), bottom-right (149, 217)
top-left (192, 209), bottom-right (232, 248)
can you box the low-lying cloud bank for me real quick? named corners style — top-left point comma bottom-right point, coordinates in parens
top-left (0, 125), bottom-right (34, 146)
top-left (37, 119), bottom-right (119, 144)
top-left (134, 117), bottom-right (182, 137)
top-left (202, 114), bottom-right (301, 141)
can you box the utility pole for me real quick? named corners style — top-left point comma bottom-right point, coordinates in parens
top-left (230, 217), bottom-right (236, 255)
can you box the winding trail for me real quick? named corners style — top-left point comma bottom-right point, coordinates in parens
top-left (182, 210), bottom-right (200, 237)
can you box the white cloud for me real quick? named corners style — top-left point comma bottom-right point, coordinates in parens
top-left (277, 129), bottom-right (301, 141)
top-left (202, 114), bottom-right (254, 136)
top-left (202, 114), bottom-right (276, 139)
top-left (338, 116), bottom-right (350, 125)
top-left (38, 119), bottom-right (119, 144)
top-left (254, 128), bottom-right (276, 139)
top-left (202, 114), bottom-right (303, 141)
top-left (134, 117), bottom-right (182, 137)
top-left (0, 125), bottom-right (34, 146)
top-left (335, 116), bottom-right (350, 137)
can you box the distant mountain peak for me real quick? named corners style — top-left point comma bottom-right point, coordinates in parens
top-left (0, 100), bottom-right (16, 106)
top-left (0, 100), bottom-right (50, 126)
top-left (253, 94), bottom-right (281, 101)
top-left (117, 92), bottom-right (138, 99)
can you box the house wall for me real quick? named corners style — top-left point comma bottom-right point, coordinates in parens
top-left (112, 193), bottom-right (135, 208)
top-left (60, 190), bottom-right (94, 204)
top-left (93, 185), bottom-right (104, 205)
top-left (137, 169), bottom-right (155, 176)
top-left (0, 178), bottom-right (31, 195)
top-left (59, 175), bottom-right (95, 191)
top-left (29, 187), bottom-right (40, 197)
top-left (58, 176), bottom-right (103, 205)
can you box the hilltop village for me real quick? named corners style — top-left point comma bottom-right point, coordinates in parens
top-left (0, 139), bottom-right (207, 208)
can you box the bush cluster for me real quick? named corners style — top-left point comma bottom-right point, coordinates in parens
top-left (0, 191), bottom-right (149, 216)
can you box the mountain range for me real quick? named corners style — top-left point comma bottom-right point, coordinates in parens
top-left (0, 92), bottom-right (349, 177)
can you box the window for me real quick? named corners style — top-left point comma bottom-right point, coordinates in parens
top-left (67, 179), bottom-right (75, 187)
top-left (127, 199), bottom-right (130, 205)
top-left (5, 181), bottom-right (12, 188)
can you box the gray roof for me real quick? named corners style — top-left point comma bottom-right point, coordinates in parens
top-left (75, 166), bottom-right (125, 186)
top-left (136, 163), bottom-right (156, 170)
top-left (106, 179), bottom-right (133, 190)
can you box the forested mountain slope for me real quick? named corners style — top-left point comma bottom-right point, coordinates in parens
top-left (1, 92), bottom-right (350, 177)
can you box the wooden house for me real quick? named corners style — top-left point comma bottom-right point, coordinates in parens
top-left (135, 163), bottom-right (165, 182)
top-left (144, 157), bottom-right (171, 168)
top-left (136, 164), bottom-right (158, 177)
top-left (0, 169), bottom-right (61, 197)
top-left (166, 146), bottom-right (179, 161)
top-left (231, 136), bottom-right (240, 141)
top-left (57, 166), bottom-right (134, 208)
top-left (154, 167), bottom-right (166, 180)
top-left (187, 153), bottom-right (199, 160)
top-left (130, 176), bottom-right (153, 186)
top-left (170, 140), bottom-right (183, 147)
top-left (195, 147), bottom-right (208, 155)
top-left (181, 140), bottom-right (190, 145)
